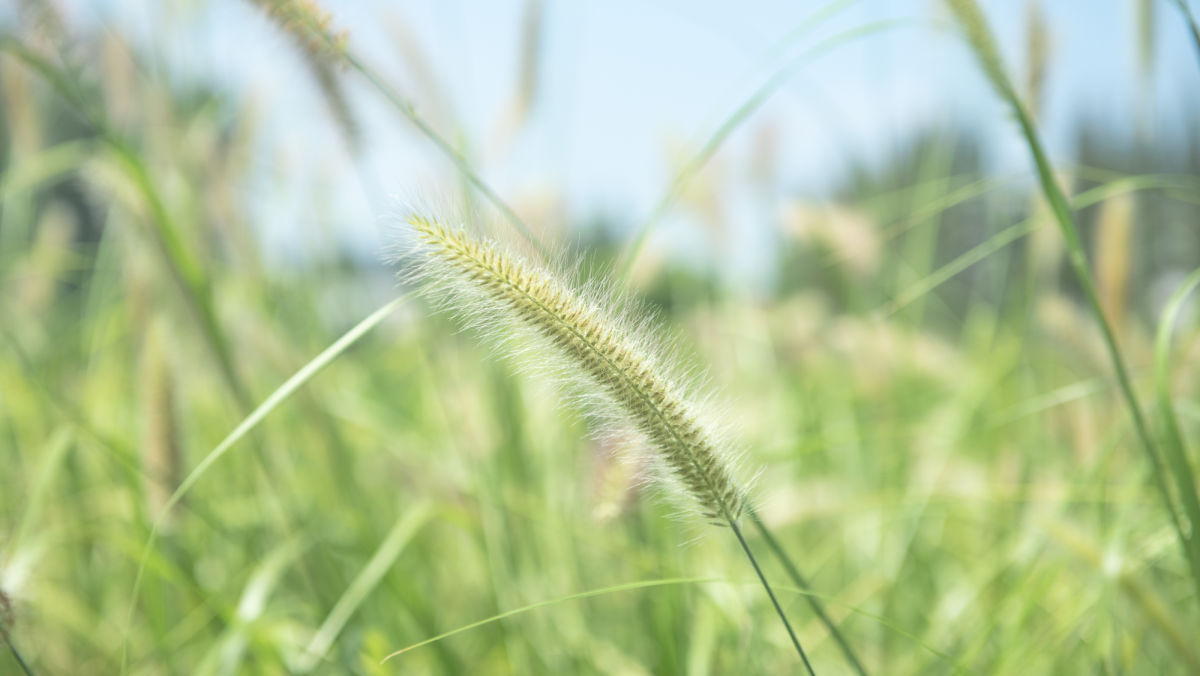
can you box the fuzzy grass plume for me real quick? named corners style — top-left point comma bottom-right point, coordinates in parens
top-left (403, 214), bottom-right (746, 524)
top-left (399, 213), bottom-right (820, 671)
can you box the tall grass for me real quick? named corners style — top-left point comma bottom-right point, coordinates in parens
top-left (247, 0), bottom-right (548, 259)
top-left (400, 214), bottom-right (815, 670)
top-left (1, 589), bottom-right (33, 675)
top-left (2, 0), bottom-right (1199, 673)
top-left (946, 0), bottom-right (1200, 610)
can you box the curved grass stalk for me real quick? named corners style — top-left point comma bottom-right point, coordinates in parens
top-left (945, 0), bottom-right (1200, 608)
top-left (882, 174), bottom-right (1186, 316)
top-left (1170, 0), bottom-right (1200, 68)
top-left (385, 574), bottom-right (964, 671)
top-left (747, 509), bottom-right (867, 676)
top-left (341, 53), bottom-right (548, 261)
top-left (1153, 268), bottom-right (1200, 594)
top-left (616, 17), bottom-right (913, 281)
top-left (0, 37), bottom-right (250, 410)
top-left (2, 34), bottom-right (353, 644)
top-left (1046, 520), bottom-right (1200, 671)
top-left (3, 639), bottom-right (34, 676)
top-left (121, 295), bottom-right (409, 673)
top-left (405, 216), bottom-right (820, 672)
top-left (297, 504), bottom-right (433, 672)
top-left (383, 577), bottom-right (723, 662)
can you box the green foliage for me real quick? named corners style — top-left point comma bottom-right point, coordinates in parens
top-left (1, 1), bottom-right (1198, 674)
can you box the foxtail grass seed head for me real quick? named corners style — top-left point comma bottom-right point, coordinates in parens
top-left (250, 0), bottom-right (348, 63)
top-left (946, 0), bottom-right (1017, 101)
top-left (1023, 1), bottom-right (1049, 120)
top-left (250, 0), bottom-right (360, 146)
top-left (396, 213), bottom-right (749, 525)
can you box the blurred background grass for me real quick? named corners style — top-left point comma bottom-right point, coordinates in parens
top-left (2, 0), bottom-right (1200, 673)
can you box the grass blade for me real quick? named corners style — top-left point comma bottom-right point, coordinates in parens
top-left (1046, 520), bottom-right (1200, 671)
top-left (1153, 267), bottom-right (1200, 587)
top-left (884, 174), bottom-right (1186, 315)
top-left (297, 504), bottom-right (433, 671)
top-left (1171, 0), bottom-right (1200, 69)
top-left (945, 0), bottom-right (1200, 608)
top-left (617, 17), bottom-right (912, 280)
top-left (121, 295), bottom-right (409, 672)
top-left (748, 510), bottom-right (867, 676)
top-left (0, 36), bottom-right (250, 410)
top-left (382, 577), bottom-right (722, 661)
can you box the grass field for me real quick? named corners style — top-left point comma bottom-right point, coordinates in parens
top-left (2, 0), bottom-right (1200, 673)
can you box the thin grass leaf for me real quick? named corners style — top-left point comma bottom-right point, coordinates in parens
top-left (381, 574), bottom-right (959, 671)
top-left (201, 539), bottom-right (309, 673)
top-left (1170, 0), bottom-right (1200, 70)
top-left (770, 583), bottom-right (970, 675)
top-left (382, 577), bottom-right (722, 662)
top-left (1045, 520), bottom-right (1200, 671)
top-left (121, 295), bottom-right (409, 673)
top-left (10, 428), bottom-right (72, 553)
top-left (0, 138), bottom-right (92, 203)
top-left (1153, 267), bottom-right (1200, 583)
top-left (0, 36), bottom-right (250, 410)
top-left (2, 631), bottom-right (34, 676)
top-left (296, 504), bottom-right (432, 672)
top-left (618, 17), bottom-right (913, 280)
top-left (946, 0), bottom-right (1200, 609)
top-left (884, 174), bottom-right (1185, 315)
top-left (747, 510), bottom-right (868, 676)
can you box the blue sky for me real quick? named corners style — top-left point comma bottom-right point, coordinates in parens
top-left (46, 0), bottom-right (1200, 275)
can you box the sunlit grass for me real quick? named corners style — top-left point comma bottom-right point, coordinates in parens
top-left (1, 0), bottom-right (1198, 674)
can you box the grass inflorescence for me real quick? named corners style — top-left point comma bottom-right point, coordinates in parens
top-left (400, 213), bottom-right (826, 670)
top-left (403, 214), bottom-right (747, 526)
top-left (249, 0), bottom-right (348, 61)
top-left (5, 1), bottom-right (1200, 673)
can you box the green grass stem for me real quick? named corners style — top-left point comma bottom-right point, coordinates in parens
top-left (121, 295), bottom-right (409, 672)
top-left (1170, 0), bottom-right (1200, 69)
top-left (748, 509), bottom-right (868, 676)
top-left (407, 218), bottom-right (820, 670)
top-left (1153, 267), bottom-right (1200, 595)
top-left (946, 0), bottom-right (1200, 608)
